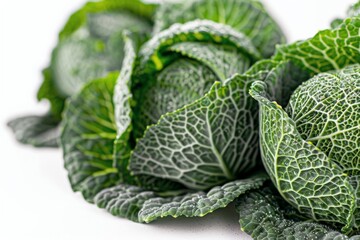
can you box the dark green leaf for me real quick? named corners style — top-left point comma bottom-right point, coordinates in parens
top-left (130, 74), bottom-right (261, 190)
top-left (95, 172), bottom-right (268, 222)
top-left (8, 114), bottom-right (59, 148)
top-left (37, 68), bottom-right (65, 120)
top-left (236, 186), bottom-right (360, 240)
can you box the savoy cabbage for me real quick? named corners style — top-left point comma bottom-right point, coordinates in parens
top-left (8, 0), bottom-right (360, 239)
top-left (236, 2), bottom-right (360, 238)
top-left (60, 0), bottom-right (285, 220)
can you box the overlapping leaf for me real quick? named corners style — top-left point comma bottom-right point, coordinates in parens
top-left (236, 186), bottom-right (360, 240)
top-left (61, 72), bottom-right (120, 202)
top-left (286, 65), bottom-right (360, 175)
top-left (153, 0), bottom-right (286, 57)
top-left (7, 114), bottom-right (59, 147)
top-left (274, 17), bottom-right (360, 74)
top-left (130, 74), bottom-right (261, 190)
top-left (125, 20), bottom-right (262, 189)
top-left (95, 172), bottom-right (268, 222)
top-left (248, 16), bottom-right (360, 233)
top-left (250, 80), bottom-right (355, 231)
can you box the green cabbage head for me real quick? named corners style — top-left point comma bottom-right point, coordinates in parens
top-left (251, 63), bottom-right (360, 232)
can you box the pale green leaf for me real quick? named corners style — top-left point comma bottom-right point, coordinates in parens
top-left (51, 38), bottom-right (110, 97)
top-left (169, 41), bottom-right (252, 81)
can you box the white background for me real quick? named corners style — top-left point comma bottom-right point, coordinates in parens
top-left (0, 0), bottom-right (355, 239)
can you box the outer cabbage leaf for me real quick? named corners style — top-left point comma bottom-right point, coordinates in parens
top-left (112, 32), bottom-right (137, 184)
top-left (153, 0), bottom-right (286, 57)
top-left (51, 37), bottom-right (111, 97)
top-left (95, 172), bottom-right (268, 222)
top-left (130, 74), bottom-right (261, 190)
top-left (61, 72), bottom-right (120, 202)
top-left (7, 114), bottom-right (59, 147)
top-left (59, 0), bottom-right (156, 40)
top-left (274, 17), bottom-right (360, 74)
top-left (236, 186), bottom-right (360, 240)
top-left (8, 68), bottom-right (64, 148)
top-left (37, 67), bottom-right (65, 120)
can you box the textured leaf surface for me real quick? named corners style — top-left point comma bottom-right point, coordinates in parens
top-left (247, 15), bottom-right (360, 232)
top-left (38, 0), bottom-right (156, 118)
top-left (87, 11), bottom-right (151, 39)
top-left (95, 173), bottom-right (268, 222)
top-left (244, 59), bottom-right (310, 106)
top-left (61, 73), bottom-right (120, 202)
top-left (117, 20), bottom-right (263, 191)
top-left (111, 33), bottom-right (139, 185)
top-left (51, 38), bottom-right (110, 97)
top-left (169, 42), bottom-right (252, 81)
top-left (113, 32), bottom-right (187, 192)
top-left (236, 186), bottom-right (360, 240)
top-left (274, 17), bottom-right (360, 74)
top-left (59, 0), bottom-right (156, 40)
top-left (250, 80), bottom-right (355, 231)
top-left (132, 20), bottom-right (260, 139)
top-left (349, 176), bottom-right (360, 230)
top-left (286, 65), bottom-right (360, 175)
top-left (153, 0), bottom-right (285, 57)
top-left (131, 74), bottom-right (260, 190)
top-left (133, 58), bottom-right (219, 137)
top-left (139, 19), bottom-right (260, 74)
top-left (8, 115), bottom-right (59, 147)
